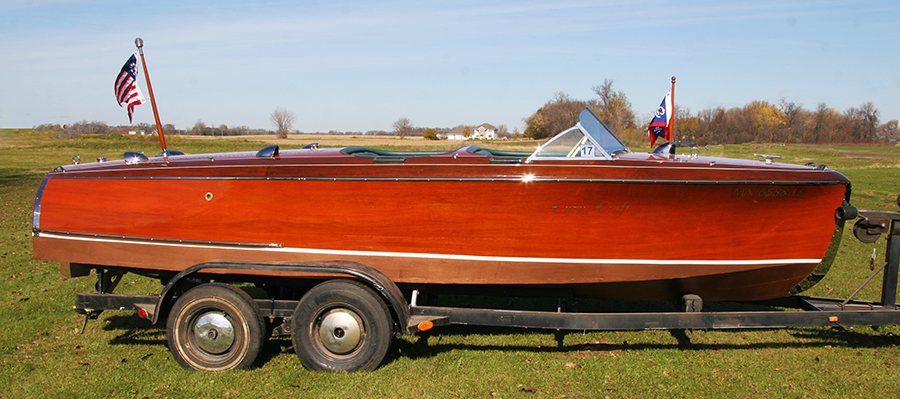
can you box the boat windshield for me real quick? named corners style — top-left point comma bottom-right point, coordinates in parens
top-left (527, 109), bottom-right (629, 161)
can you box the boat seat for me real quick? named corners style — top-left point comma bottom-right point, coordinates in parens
top-left (340, 147), bottom-right (452, 157)
top-left (339, 146), bottom-right (531, 158)
top-left (466, 146), bottom-right (531, 157)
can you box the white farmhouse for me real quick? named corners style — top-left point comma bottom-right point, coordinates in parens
top-left (472, 124), bottom-right (497, 140)
top-left (442, 124), bottom-right (497, 140)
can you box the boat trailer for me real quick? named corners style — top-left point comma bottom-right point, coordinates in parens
top-left (73, 207), bottom-right (900, 370)
top-left (78, 207), bottom-right (900, 333)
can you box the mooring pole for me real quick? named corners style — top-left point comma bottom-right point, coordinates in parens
top-left (134, 37), bottom-right (169, 159)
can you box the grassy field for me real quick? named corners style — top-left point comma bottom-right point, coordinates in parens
top-left (1, 128), bottom-right (899, 398)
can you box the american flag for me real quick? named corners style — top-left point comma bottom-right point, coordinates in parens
top-left (115, 52), bottom-right (145, 123)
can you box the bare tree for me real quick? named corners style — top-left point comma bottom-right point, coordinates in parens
top-left (844, 102), bottom-right (880, 142)
top-left (591, 79), bottom-right (635, 133)
top-left (270, 107), bottom-right (296, 139)
top-left (777, 98), bottom-right (806, 143)
top-left (879, 119), bottom-right (899, 144)
top-left (392, 117), bottom-right (413, 138)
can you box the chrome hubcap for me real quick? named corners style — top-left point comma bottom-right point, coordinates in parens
top-left (193, 311), bottom-right (235, 354)
top-left (318, 309), bottom-right (363, 355)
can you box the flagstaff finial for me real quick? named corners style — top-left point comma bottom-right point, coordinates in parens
top-left (135, 38), bottom-right (144, 49)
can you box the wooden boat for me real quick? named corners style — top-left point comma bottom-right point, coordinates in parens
top-left (32, 109), bottom-right (854, 302)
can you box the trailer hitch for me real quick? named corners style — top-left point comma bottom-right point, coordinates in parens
top-left (853, 207), bottom-right (900, 307)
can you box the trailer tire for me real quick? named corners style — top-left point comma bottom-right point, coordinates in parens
top-left (291, 279), bottom-right (392, 372)
top-left (166, 283), bottom-right (265, 372)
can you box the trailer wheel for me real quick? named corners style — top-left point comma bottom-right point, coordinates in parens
top-left (166, 283), bottom-right (265, 372)
top-left (853, 218), bottom-right (884, 244)
top-left (291, 279), bottom-right (392, 372)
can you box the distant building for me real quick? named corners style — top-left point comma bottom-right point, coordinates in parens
top-left (442, 124), bottom-right (497, 140)
top-left (472, 124), bottom-right (497, 140)
top-left (444, 127), bottom-right (463, 140)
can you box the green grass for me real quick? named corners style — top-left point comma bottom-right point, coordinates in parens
top-left (2, 129), bottom-right (900, 398)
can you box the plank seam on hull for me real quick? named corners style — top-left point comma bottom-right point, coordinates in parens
top-left (33, 229), bottom-right (281, 248)
top-left (36, 232), bottom-right (822, 266)
top-left (40, 175), bottom-right (849, 185)
top-left (49, 161), bottom-right (839, 174)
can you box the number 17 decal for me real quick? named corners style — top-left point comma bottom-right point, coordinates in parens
top-left (580, 144), bottom-right (595, 157)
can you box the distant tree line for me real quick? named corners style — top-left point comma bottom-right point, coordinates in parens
top-left (35, 120), bottom-right (271, 138)
top-left (34, 121), bottom-right (114, 138)
top-left (523, 80), bottom-right (899, 146)
top-left (33, 118), bottom-right (435, 139)
top-left (189, 120), bottom-right (270, 136)
top-left (36, 87), bottom-right (898, 145)
top-left (677, 100), bottom-right (898, 146)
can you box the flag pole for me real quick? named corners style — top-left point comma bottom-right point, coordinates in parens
top-left (669, 76), bottom-right (676, 156)
top-left (134, 37), bottom-right (169, 159)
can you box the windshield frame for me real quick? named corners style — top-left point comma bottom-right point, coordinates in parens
top-left (526, 108), bottom-right (630, 162)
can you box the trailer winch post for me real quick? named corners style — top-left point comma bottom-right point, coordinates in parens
top-left (881, 218), bottom-right (900, 306)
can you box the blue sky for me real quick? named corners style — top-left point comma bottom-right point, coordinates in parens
top-left (1, 0), bottom-right (897, 133)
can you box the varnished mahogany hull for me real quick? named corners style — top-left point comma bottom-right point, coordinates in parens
top-left (32, 149), bottom-right (850, 301)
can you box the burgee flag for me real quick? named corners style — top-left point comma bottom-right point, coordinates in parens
top-left (648, 92), bottom-right (672, 146)
top-left (115, 52), bottom-right (146, 123)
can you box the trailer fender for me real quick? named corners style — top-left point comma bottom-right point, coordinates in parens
top-left (149, 260), bottom-right (411, 333)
